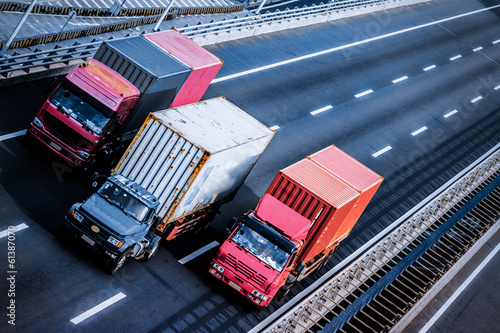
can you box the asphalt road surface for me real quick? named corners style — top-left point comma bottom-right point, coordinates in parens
top-left (0, 0), bottom-right (499, 331)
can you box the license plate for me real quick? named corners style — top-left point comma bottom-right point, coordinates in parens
top-left (229, 281), bottom-right (242, 292)
top-left (81, 234), bottom-right (95, 246)
top-left (50, 141), bottom-right (62, 152)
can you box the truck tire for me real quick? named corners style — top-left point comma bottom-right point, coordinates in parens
top-left (107, 248), bottom-right (130, 275)
top-left (142, 238), bottom-right (161, 262)
top-left (314, 249), bottom-right (335, 274)
top-left (276, 284), bottom-right (292, 301)
top-left (193, 219), bottom-right (211, 237)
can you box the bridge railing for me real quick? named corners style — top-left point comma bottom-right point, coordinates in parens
top-left (0, 0), bottom-right (429, 83)
top-left (251, 143), bottom-right (500, 332)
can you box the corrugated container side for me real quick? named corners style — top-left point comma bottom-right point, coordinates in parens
top-left (265, 159), bottom-right (360, 264)
top-left (309, 146), bottom-right (383, 242)
top-left (93, 37), bottom-right (191, 133)
top-left (94, 39), bottom-right (157, 95)
top-left (144, 31), bottom-right (223, 107)
top-left (114, 114), bottom-right (208, 223)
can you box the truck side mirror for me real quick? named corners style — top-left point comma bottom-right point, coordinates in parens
top-left (225, 217), bottom-right (239, 236)
top-left (90, 173), bottom-right (107, 188)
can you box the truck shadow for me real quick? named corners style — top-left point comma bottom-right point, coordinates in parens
top-left (0, 135), bottom-right (94, 235)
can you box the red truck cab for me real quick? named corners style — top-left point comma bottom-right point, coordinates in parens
top-left (210, 194), bottom-right (311, 307)
top-left (28, 59), bottom-right (140, 167)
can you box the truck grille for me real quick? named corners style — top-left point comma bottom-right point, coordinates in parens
top-left (77, 213), bottom-right (114, 246)
top-left (43, 112), bottom-right (91, 148)
top-left (226, 254), bottom-right (268, 287)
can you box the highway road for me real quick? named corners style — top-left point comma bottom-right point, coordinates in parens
top-left (0, 0), bottom-right (499, 331)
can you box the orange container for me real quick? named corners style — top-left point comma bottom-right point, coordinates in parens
top-left (265, 145), bottom-right (383, 264)
top-left (309, 146), bottom-right (383, 241)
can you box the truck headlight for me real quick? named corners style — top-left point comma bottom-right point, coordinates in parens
top-left (252, 290), bottom-right (269, 301)
top-left (33, 117), bottom-right (43, 128)
top-left (212, 262), bottom-right (224, 273)
top-left (78, 150), bottom-right (90, 159)
top-left (72, 210), bottom-right (84, 222)
top-left (107, 235), bottom-right (124, 248)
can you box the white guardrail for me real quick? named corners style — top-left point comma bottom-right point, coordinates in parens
top-left (0, 0), bottom-right (429, 80)
top-left (252, 143), bottom-right (500, 333)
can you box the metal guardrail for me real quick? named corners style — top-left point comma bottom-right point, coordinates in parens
top-left (258, 144), bottom-right (500, 333)
top-left (0, 0), bottom-right (419, 79)
top-left (0, 14), bottom-right (172, 50)
top-left (0, 1), bottom-right (244, 17)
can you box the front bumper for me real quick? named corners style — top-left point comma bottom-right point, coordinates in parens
top-left (62, 217), bottom-right (120, 260)
top-left (28, 123), bottom-right (88, 167)
top-left (209, 262), bottom-right (273, 307)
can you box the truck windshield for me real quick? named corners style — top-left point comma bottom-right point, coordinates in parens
top-left (98, 181), bottom-right (150, 222)
top-left (49, 81), bottom-right (112, 135)
top-left (231, 224), bottom-right (291, 272)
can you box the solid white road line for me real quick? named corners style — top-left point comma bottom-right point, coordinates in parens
top-left (0, 130), bottom-right (26, 142)
top-left (0, 223), bottom-right (29, 239)
top-left (355, 89), bottom-right (374, 98)
top-left (270, 125), bottom-right (280, 131)
top-left (212, 5), bottom-right (500, 84)
top-left (494, 85), bottom-right (500, 90)
top-left (423, 65), bottom-right (437, 71)
top-left (70, 292), bottom-right (126, 325)
top-left (471, 96), bottom-right (483, 103)
top-left (178, 241), bottom-right (219, 265)
top-left (392, 76), bottom-right (408, 84)
top-left (310, 105), bottom-right (333, 115)
top-left (493, 39), bottom-right (500, 45)
top-left (411, 126), bottom-right (428, 136)
top-left (372, 146), bottom-right (392, 158)
top-left (418, 243), bottom-right (500, 333)
top-left (450, 55), bottom-right (462, 61)
top-left (472, 47), bottom-right (483, 52)
top-left (444, 110), bottom-right (458, 118)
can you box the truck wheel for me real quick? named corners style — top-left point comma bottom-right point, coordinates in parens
top-left (142, 238), bottom-right (161, 262)
top-left (107, 248), bottom-right (130, 275)
top-left (276, 285), bottom-right (291, 301)
top-left (193, 219), bottom-right (211, 237)
top-left (314, 250), bottom-right (335, 274)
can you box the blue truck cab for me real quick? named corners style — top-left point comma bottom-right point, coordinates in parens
top-left (63, 174), bottom-right (161, 273)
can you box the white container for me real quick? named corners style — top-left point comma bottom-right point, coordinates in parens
top-left (113, 97), bottom-right (275, 227)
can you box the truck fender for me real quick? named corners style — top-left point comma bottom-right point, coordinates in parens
top-left (130, 241), bottom-right (146, 258)
top-left (143, 234), bottom-right (162, 261)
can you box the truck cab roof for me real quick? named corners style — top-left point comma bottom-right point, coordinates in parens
top-left (109, 174), bottom-right (159, 209)
top-left (67, 59), bottom-right (140, 112)
top-left (255, 194), bottom-right (311, 241)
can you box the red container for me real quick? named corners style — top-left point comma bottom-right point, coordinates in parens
top-left (265, 145), bottom-right (383, 264)
top-left (266, 158), bottom-right (360, 264)
top-left (309, 146), bottom-right (383, 240)
top-left (144, 30), bottom-right (223, 107)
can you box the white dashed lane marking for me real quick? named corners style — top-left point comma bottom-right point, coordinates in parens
top-left (444, 110), bottom-right (459, 118)
top-left (411, 126), bottom-right (428, 136)
top-left (372, 146), bottom-right (392, 158)
top-left (71, 293), bottom-right (126, 325)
